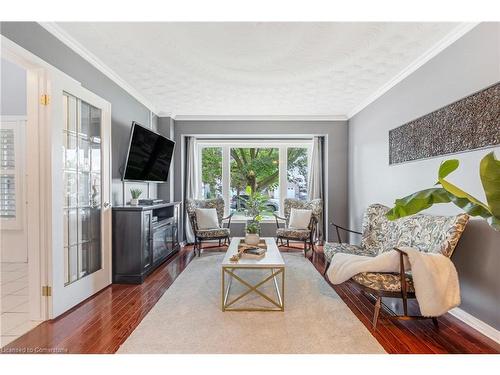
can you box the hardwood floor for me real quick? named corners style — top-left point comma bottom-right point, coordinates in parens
top-left (2, 245), bottom-right (499, 354)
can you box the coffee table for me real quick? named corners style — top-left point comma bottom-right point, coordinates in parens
top-left (221, 237), bottom-right (285, 312)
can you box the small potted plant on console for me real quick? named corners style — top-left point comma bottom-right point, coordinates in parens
top-left (130, 188), bottom-right (142, 206)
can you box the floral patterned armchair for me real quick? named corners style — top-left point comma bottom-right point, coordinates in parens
top-left (273, 198), bottom-right (323, 257)
top-left (186, 198), bottom-right (234, 256)
top-left (325, 203), bottom-right (469, 328)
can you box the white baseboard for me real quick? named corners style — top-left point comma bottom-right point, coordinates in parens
top-left (449, 307), bottom-right (500, 344)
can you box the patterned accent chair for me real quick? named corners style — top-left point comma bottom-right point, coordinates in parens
top-left (186, 198), bottom-right (234, 256)
top-left (273, 198), bottom-right (323, 257)
top-left (325, 203), bottom-right (469, 328)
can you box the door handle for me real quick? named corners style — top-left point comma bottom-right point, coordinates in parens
top-left (103, 202), bottom-right (111, 208)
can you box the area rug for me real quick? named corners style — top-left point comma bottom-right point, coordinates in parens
top-left (118, 252), bottom-right (385, 353)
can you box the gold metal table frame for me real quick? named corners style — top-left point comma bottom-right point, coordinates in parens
top-left (221, 265), bottom-right (285, 312)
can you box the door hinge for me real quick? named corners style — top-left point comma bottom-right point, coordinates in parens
top-left (40, 94), bottom-right (50, 106)
top-left (41, 285), bottom-right (52, 297)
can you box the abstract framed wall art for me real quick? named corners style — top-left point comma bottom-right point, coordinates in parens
top-left (389, 82), bottom-right (499, 165)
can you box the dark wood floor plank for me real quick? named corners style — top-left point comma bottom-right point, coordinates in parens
top-left (2, 245), bottom-right (498, 354)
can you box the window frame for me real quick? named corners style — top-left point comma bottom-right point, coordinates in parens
top-left (196, 139), bottom-right (312, 221)
top-left (0, 116), bottom-right (26, 230)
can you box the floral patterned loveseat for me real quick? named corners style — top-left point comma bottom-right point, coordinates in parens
top-left (324, 204), bottom-right (469, 291)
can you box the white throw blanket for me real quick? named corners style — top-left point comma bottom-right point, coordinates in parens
top-left (326, 247), bottom-right (461, 317)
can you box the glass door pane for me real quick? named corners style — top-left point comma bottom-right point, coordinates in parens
top-left (62, 93), bottom-right (102, 286)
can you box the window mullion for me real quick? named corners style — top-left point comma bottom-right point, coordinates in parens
top-left (222, 146), bottom-right (230, 216)
top-left (197, 143), bottom-right (202, 199)
top-left (279, 146), bottom-right (287, 216)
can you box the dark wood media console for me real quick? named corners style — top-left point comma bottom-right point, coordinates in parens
top-left (112, 202), bottom-right (181, 284)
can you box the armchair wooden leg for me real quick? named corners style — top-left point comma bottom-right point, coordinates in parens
top-left (373, 296), bottom-right (382, 330)
top-left (198, 240), bottom-right (202, 257)
top-left (218, 239), bottom-right (221, 248)
top-left (432, 317), bottom-right (439, 329)
top-left (304, 240), bottom-right (307, 257)
top-left (287, 240), bottom-right (289, 248)
top-left (402, 292), bottom-right (408, 317)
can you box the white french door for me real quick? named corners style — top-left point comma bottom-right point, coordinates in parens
top-left (47, 73), bottom-right (112, 318)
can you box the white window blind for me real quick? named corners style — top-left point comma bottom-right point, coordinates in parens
top-left (0, 118), bottom-right (25, 229)
top-left (0, 129), bottom-right (16, 218)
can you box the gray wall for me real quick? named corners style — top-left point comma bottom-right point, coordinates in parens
top-left (171, 120), bottom-right (349, 241)
top-left (158, 116), bottom-right (175, 202)
top-left (0, 22), bottom-right (172, 205)
top-left (1, 58), bottom-right (26, 115)
top-left (348, 23), bottom-right (500, 329)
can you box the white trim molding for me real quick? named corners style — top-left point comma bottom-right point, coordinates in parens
top-left (39, 22), bottom-right (158, 114)
top-left (449, 307), bottom-right (500, 344)
top-left (347, 22), bottom-right (480, 119)
top-left (172, 114), bottom-right (347, 122)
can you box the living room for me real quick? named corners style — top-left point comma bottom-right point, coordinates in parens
top-left (0, 0), bottom-right (499, 372)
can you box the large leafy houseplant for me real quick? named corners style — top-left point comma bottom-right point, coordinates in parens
top-left (240, 187), bottom-right (267, 245)
top-left (241, 187), bottom-right (268, 218)
top-left (386, 151), bottom-right (500, 231)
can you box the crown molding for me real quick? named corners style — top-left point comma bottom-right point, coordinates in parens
top-left (156, 111), bottom-right (174, 118)
top-left (39, 22), bottom-right (158, 114)
top-left (347, 22), bottom-right (480, 119)
top-left (171, 114), bottom-right (348, 121)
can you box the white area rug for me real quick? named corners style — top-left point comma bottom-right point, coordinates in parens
top-left (118, 252), bottom-right (385, 353)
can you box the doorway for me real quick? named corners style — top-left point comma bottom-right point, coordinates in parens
top-left (0, 58), bottom-right (40, 346)
top-left (1, 38), bottom-right (112, 347)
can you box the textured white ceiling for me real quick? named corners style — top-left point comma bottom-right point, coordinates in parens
top-left (55, 22), bottom-right (460, 117)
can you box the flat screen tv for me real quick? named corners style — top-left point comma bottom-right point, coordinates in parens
top-left (122, 122), bottom-right (175, 182)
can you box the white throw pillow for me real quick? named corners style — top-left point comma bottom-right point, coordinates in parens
top-left (195, 208), bottom-right (220, 230)
top-left (288, 208), bottom-right (312, 230)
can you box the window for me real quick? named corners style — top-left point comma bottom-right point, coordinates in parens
top-left (287, 147), bottom-right (308, 201)
top-left (200, 147), bottom-right (222, 199)
top-left (230, 147), bottom-right (280, 217)
top-left (62, 93), bottom-right (102, 285)
top-left (0, 118), bottom-right (25, 229)
top-left (198, 140), bottom-right (311, 220)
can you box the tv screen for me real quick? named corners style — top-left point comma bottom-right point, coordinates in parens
top-left (123, 122), bottom-right (175, 182)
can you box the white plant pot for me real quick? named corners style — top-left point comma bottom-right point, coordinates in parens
top-left (245, 233), bottom-right (260, 246)
top-left (130, 198), bottom-right (139, 206)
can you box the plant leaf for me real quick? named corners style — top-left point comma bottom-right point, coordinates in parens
top-left (438, 176), bottom-right (492, 216)
top-left (386, 153), bottom-right (499, 231)
top-left (480, 151), bottom-right (500, 219)
top-left (436, 158), bottom-right (487, 210)
top-left (438, 159), bottom-right (460, 179)
top-left (386, 188), bottom-right (452, 220)
top-left (446, 195), bottom-right (493, 219)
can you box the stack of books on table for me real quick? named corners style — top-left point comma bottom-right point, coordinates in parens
top-left (239, 245), bottom-right (267, 260)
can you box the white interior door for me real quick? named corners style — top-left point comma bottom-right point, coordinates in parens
top-left (47, 73), bottom-right (112, 318)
